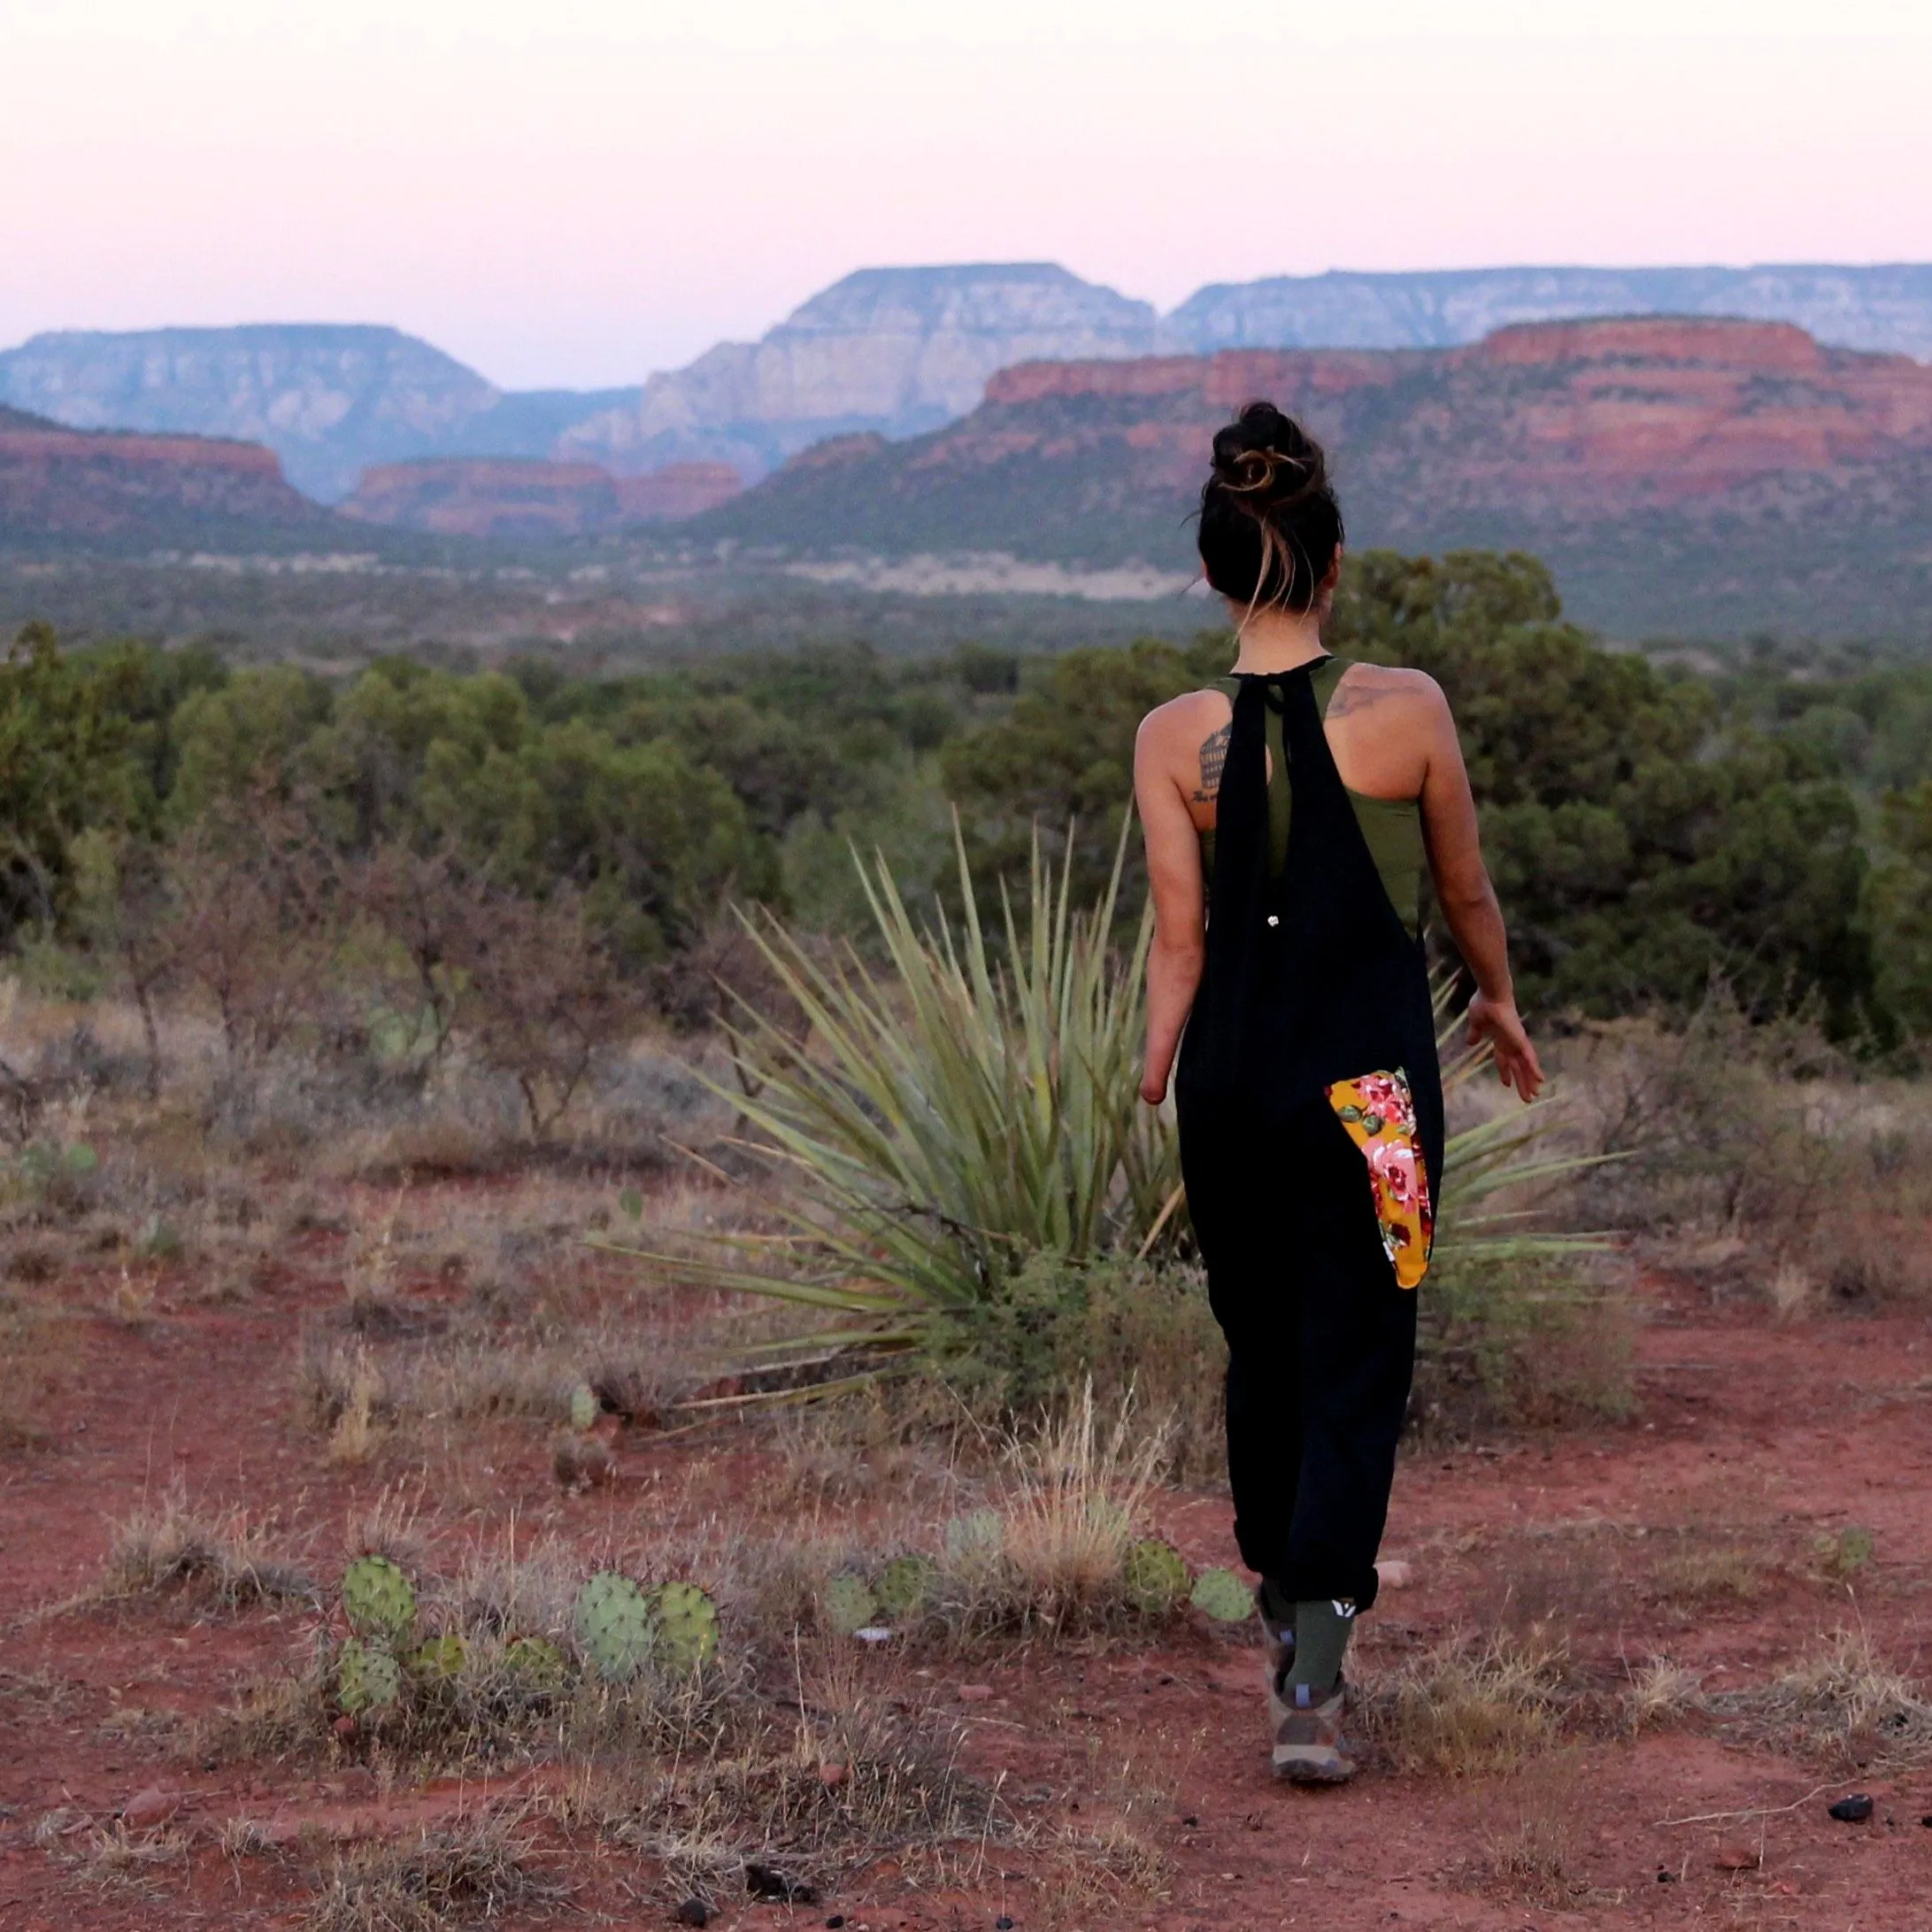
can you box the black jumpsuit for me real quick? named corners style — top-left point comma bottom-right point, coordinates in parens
top-left (1174, 657), bottom-right (1443, 1614)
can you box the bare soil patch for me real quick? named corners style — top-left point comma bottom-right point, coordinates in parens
top-left (4, 1185), bottom-right (1929, 1932)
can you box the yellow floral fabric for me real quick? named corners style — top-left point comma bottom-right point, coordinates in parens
top-left (1324, 1067), bottom-right (1434, 1290)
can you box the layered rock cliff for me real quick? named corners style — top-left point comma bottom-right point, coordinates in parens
top-left (1165, 264), bottom-right (1932, 361)
top-left (695, 319), bottom-right (1932, 636)
top-left (0, 419), bottom-right (327, 543)
top-left (10, 264), bottom-right (1929, 510)
top-left (0, 327), bottom-right (501, 504)
top-left (558, 264), bottom-right (1163, 478)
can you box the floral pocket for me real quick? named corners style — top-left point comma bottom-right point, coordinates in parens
top-left (1325, 1067), bottom-right (1434, 1290)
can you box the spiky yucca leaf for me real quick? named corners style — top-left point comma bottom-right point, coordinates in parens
top-left (597, 823), bottom-right (1613, 1385)
top-left (595, 820), bottom-right (1157, 1366)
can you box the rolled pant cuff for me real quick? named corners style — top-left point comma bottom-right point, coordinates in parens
top-left (1251, 1559), bottom-right (1381, 1615)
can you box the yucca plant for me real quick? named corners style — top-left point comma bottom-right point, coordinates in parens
top-left (597, 821), bottom-right (1608, 1394)
top-left (1431, 981), bottom-right (1615, 1264)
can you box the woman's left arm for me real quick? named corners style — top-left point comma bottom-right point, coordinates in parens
top-left (1134, 708), bottom-right (1207, 1105)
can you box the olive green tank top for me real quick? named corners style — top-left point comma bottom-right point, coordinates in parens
top-left (1197, 656), bottom-right (1428, 935)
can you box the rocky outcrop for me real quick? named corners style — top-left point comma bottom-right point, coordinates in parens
top-left (613, 462), bottom-right (743, 523)
top-left (0, 327), bottom-right (500, 504)
top-left (0, 420), bottom-right (326, 543)
top-left (559, 265), bottom-right (1162, 478)
top-left (0, 327), bottom-right (648, 505)
top-left (1165, 263), bottom-right (1932, 361)
top-left (12, 262), bottom-right (1931, 516)
top-left (340, 458), bottom-right (743, 539)
top-left (697, 318), bottom-right (1932, 637)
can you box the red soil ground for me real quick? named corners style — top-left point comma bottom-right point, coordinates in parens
top-left (3, 1234), bottom-right (1928, 1931)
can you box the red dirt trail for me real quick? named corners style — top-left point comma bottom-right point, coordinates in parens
top-left (3, 1250), bottom-right (1929, 1931)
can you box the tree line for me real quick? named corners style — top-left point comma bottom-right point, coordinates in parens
top-left (4, 549), bottom-right (1930, 1127)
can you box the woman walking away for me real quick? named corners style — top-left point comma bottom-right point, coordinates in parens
top-left (1134, 402), bottom-right (1543, 1784)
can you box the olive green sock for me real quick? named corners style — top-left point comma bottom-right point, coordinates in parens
top-left (1289, 1598), bottom-right (1355, 1697)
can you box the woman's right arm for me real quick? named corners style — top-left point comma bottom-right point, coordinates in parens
top-left (1414, 680), bottom-right (1545, 1102)
top-left (1133, 704), bottom-right (1208, 1106)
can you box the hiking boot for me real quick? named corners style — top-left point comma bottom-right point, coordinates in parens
top-left (1272, 1677), bottom-right (1354, 1784)
top-left (1257, 1584), bottom-right (1295, 1728)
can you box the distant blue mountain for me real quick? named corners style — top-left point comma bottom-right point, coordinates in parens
top-left (1164, 264), bottom-right (1932, 360)
top-left (0, 325), bottom-right (639, 503)
top-left (4, 263), bottom-right (1929, 503)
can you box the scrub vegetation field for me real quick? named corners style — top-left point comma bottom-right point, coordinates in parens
top-left (4, 550), bottom-right (1932, 1929)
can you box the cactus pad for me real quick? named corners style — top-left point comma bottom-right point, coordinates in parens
top-left (408, 1634), bottom-right (466, 1681)
top-left (568, 1383), bottom-right (598, 1432)
top-left (337, 1637), bottom-right (403, 1714)
top-left (943, 1508), bottom-right (1005, 1566)
top-left (1123, 1538), bottom-right (1191, 1614)
top-left (874, 1554), bottom-right (938, 1620)
top-left (573, 1572), bottom-right (655, 1682)
top-left (502, 1635), bottom-right (570, 1690)
top-left (342, 1555), bottom-right (417, 1640)
top-left (649, 1581), bottom-right (720, 1674)
top-left (1189, 1566), bottom-right (1256, 1623)
top-left (820, 1574), bottom-right (878, 1637)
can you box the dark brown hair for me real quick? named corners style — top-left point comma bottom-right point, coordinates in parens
top-left (1197, 401), bottom-right (1343, 615)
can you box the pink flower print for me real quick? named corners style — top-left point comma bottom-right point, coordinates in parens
top-left (1352, 1070), bottom-right (1415, 1135)
top-left (1367, 1136), bottom-right (1420, 1210)
top-left (1323, 1068), bottom-right (1434, 1290)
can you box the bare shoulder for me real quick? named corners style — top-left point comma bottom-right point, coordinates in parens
top-left (1329, 660), bottom-right (1451, 723)
top-left (1135, 686), bottom-right (1229, 764)
top-left (1136, 687), bottom-right (1235, 807)
top-left (1137, 685), bottom-right (1229, 742)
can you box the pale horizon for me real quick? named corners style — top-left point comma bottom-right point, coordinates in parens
top-left (8, 0), bottom-right (1930, 390)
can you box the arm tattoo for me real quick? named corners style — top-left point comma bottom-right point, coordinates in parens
top-left (1192, 724), bottom-right (1231, 802)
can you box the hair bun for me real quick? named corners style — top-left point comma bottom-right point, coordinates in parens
top-left (1197, 400), bottom-right (1343, 616)
top-left (1209, 403), bottom-right (1328, 507)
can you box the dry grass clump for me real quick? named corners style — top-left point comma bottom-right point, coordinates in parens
top-left (1561, 1005), bottom-right (1932, 1309)
top-left (1467, 1748), bottom-right (1593, 1908)
top-left (712, 1389), bottom-right (1206, 1655)
top-left (295, 1276), bottom-right (708, 1467)
top-left (304, 1810), bottom-right (562, 1932)
top-left (102, 1485), bottom-right (315, 1609)
top-left (1714, 1627), bottom-right (1932, 1769)
top-left (1644, 1536), bottom-right (1771, 1611)
top-left (1362, 1631), bottom-right (1568, 1776)
top-left (607, 1665), bottom-right (990, 1906)
top-left (758, 1384), bottom-right (963, 1513)
top-left (967, 1385), bottom-right (1169, 1636)
top-left (1623, 1657), bottom-right (1704, 1733)
top-left (75, 1820), bottom-right (191, 1888)
top-left (1029, 1743), bottom-right (1177, 1925)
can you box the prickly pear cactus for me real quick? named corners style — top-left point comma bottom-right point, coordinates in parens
top-left (649, 1581), bottom-right (720, 1674)
top-left (573, 1572), bottom-right (654, 1682)
top-left (337, 1636), bottom-right (403, 1715)
top-left (502, 1635), bottom-right (570, 1690)
top-left (408, 1634), bottom-right (466, 1681)
top-left (820, 1574), bottom-right (878, 1637)
top-left (874, 1554), bottom-right (937, 1620)
top-left (343, 1555), bottom-right (417, 1641)
top-left (568, 1383), bottom-right (598, 1432)
top-left (943, 1508), bottom-right (1005, 1566)
top-left (1123, 1538), bottom-right (1191, 1614)
top-left (1189, 1566), bottom-right (1256, 1623)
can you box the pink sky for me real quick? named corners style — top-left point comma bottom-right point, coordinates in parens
top-left (6, 0), bottom-right (1929, 389)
